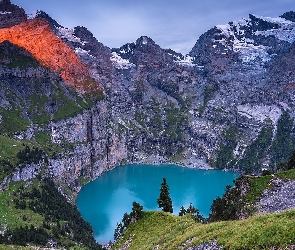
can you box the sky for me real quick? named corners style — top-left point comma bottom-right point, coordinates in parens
top-left (11, 0), bottom-right (295, 54)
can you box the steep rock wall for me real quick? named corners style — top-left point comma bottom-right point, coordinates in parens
top-left (0, 18), bottom-right (102, 95)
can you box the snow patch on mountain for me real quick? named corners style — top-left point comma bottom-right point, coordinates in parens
top-left (0, 11), bottom-right (11, 15)
top-left (119, 43), bottom-right (135, 55)
top-left (56, 27), bottom-right (87, 45)
top-left (247, 14), bottom-right (295, 43)
top-left (237, 104), bottom-right (282, 124)
top-left (74, 47), bottom-right (94, 58)
top-left (27, 10), bottom-right (41, 19)
top-left (216, 18), bottom-right (248, 39)
top-left (217, 20), bottom-right (272, 63)
top-left (216, 14), bottom-right (295, 63)
top-left (235, 42), bottom-right (271, 63)
top-left (111, 52), bottom-right (135, 69)
top-left (255, 24), bottom-right (295, 43)
top-left (175, 55), bottom-right (195, 67)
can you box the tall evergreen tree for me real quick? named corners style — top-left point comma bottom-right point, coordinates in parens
top-left (157, 177), bottom-right (173, 213)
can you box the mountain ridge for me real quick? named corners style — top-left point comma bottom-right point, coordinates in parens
top-left (1, 2), bottom-right (295, 248)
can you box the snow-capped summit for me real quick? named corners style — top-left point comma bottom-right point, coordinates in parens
top-left (189, 12), bottom-right (295, 70)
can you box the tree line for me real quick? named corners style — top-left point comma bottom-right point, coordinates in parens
top-left (114, 177), bottom-right (206, 241)
top-left (7, 178), bottom-right (104, 250)
top-left (114, 149), bottom-right (295, 241)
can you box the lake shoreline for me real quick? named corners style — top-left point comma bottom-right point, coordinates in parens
top-left (76, 164), bottom-right (239, 244)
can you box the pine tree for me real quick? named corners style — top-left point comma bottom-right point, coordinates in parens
top-left (179, 205), bottom-right (186, 216)
top-left (130, 201), bottom-right (143, 221)
top-left (157, 177), bottom-right (173, 213)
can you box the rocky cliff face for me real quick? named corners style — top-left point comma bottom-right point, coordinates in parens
top-left (0, 0), bottom-right (26, 28)
top-left (0, 4), bottom-right (103, 96)
top-left (1, 3), bottom-right (295, 196)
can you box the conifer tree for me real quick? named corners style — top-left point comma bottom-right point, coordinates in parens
top-left (157, 177), bottom-right (173, 213)
top-left (179, 205), bottom-right (186, 216)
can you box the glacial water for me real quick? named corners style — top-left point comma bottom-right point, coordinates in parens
top-left (76, 164), bottom-right (239, 244)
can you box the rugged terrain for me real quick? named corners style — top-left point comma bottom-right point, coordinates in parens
top-left (1, 0), bottom-right (295, 248)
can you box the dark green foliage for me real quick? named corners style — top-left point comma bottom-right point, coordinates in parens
top-left (0, 225), bottom-right (48, 246)
top-left (164, 101), bottom-right (187, 142)
top-left (122, 213), bottom-right (131, 228)
top-left (0, 107), bottom-right (31, 135)
top-left (0, 40), bottom-right (39, 69)
top-left (0, 160), bottom-right (15, 181)
top-left (179, 206), bottom-right (186, 216)
top-left (132, 80), bottom-right (145, 103)
top-left (179, 203), bottom-right (206, 223)
top-left (270, 112), bottom-right (295, 169)
top-left (209, 174), bottom-right (273, 222)
top-left (114, 222), bottom-right (124, 241)
top-left (287, 150), bottom-right (295, 170)
top-left (203, 84), bottom-right (218, 106)
top-left (277, 149), bottom-right (295, 171)
top-left (209, 181), bottom-right (246, 222)
top-left (157, 177), bottom-right (173, 213)
top-left (238, 126), bottom-right (273, 173)
top-left (261, 169), bottom-right (273, 176)
top-left (130, 201), bottom-right (144, 221)
top-left (13, 178), bottom-right (103, 249)
top-left (17, 145), bottom-right (47, 165)
top-left (114, 202), bottom-right (144, 241)
top-left (199, 83), bottom-right (218, 116)
top-left (215, 125), bottom-right (238, 169)
top-left (14, 198), bottom-right (26, 209)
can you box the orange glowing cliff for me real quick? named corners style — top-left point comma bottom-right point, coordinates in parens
top-left (0, 17), bottom-right (103, 96)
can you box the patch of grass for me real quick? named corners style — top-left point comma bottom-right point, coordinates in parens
top-left (276, 169), bottom-right (295, 180)
top-left (6, 55), bottom-right (39, 70)
top-left (76, 95), bottom-right (93, 110)
top-left (32, 112), bottom-right (50, 124)
top-left (0, 181), bottom-right (44, 231)
top-left (164, 101), bottom-right (186, 141)
top-left (0, 245), bottom-right (34, 249)
top-left (0, 107), bottom-right (30, 134)
top-left (113, 209), bottom-right (295, 250)
top-left (53, 98), bottom-right (83, 122)
top-left (29, 94), bottom-right (51, 125)
top-left (77, 176), bottom-right (91, 186)
top-left (0, 136), bottom-right (32, 164)
top-left (244, 175), bottom-right (272, 204)
top-left (35, 132), bottom-right (62, 156)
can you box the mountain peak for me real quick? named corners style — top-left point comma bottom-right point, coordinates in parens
top-left (0, 0), bottom-right (27, 28)
top-left (28, 10), bottom-right (62, 31)
top-left (280, 11), bottom-right (295, 22)
top-left (0, 18), bottom-right (103, 96)
top-left (136, 36), bottom-right (155, 46)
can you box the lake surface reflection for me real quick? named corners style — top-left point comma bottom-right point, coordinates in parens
top-left (76, 164), bottom-right (239, 243)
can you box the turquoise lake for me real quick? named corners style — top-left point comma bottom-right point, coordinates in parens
top-left (76, 164), bottom-right (239, 244)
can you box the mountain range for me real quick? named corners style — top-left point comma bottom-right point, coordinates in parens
top-left (1, 0), bottom-right (295, 248)
top-left (1, 0), bottom-right (295, 191)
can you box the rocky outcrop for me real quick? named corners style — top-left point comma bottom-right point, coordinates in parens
top-left (256, 178), bottom-right (295, 214)
top-left (187, 240), bottom-right (223, 250)
top-left (0, 18), bottom-right (103, 95)
top-left (0, 0), bottom-right (26, 28)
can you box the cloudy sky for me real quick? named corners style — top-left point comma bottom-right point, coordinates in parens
top-left (12, 0), bottom-right (294, 54)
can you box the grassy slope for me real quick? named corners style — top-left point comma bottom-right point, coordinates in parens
top-left (113, 169), bottom-right (295, 250)
top-left (113, 210), bottom-right (295, 250)
top-left (0, 245), bottom-right (88, 250)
